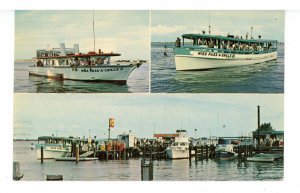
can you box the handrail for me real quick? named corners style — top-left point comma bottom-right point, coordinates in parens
top-left (180, 46), bottom-right (277, 55)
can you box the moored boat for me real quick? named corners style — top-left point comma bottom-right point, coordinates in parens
top-left (165, 130), bottom-right (190, 159)
top-left (35, 136), bottom-right (73, 159)
top-left (173, 33), bottom-right (278, 71)
top-left (215, 138), bottom-right (237, 160)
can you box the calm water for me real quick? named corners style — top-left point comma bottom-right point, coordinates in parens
top-left (14, 141), bottom-right (283, 181)
top-left (14, 62), bottom-right (149, 93)
top-left (151, 42), bottom-right (284, 93)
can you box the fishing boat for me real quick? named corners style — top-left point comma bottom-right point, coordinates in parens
top-left (35, 136), bottom-right (74, 159)
top-left (215, 138), bottom-right (236, 160)
top-left (165, 130), bottom-right (190, 159)
top-left (173, 33), bottom-right (278, 71)
top-left (29, 44), bottom-right (143, 84)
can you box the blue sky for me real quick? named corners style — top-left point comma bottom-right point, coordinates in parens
top-left (14, 94), bottom-right (283, 139)
top-left (15, 10), bottom-right (149, 60)
top-left (152, 10), bottom-right (285, 42)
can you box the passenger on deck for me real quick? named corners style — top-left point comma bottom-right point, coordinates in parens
top-left (221, 41), bottom-right (225, 49)
top-left (208, 39), bottom-right (214, 48)
top-left (37, 60), bottom-right (43, 66)
top-left (87, 58), bottom-right (92, 66)
top-left (198, 38), bottom-right (203, 45)
top-left (268, 43), bottom-right (272, 50)
top-left (175, 37), bottom-right (181, 47)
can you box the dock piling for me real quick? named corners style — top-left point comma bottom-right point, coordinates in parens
top-left (205, 145), bottom-right (209, 159)
top-left (189, 145), bottom-right (192, 166)
top-left (141, 158), bottom-right (153, 181)
top-left (76, 145), bottom-right (79, 163)
top-left (13, 162), bottom-right (24, 181)
top-left (41, 147), bottom-right (44, 164)
top-left (46, 175), bottom-right (63, 181)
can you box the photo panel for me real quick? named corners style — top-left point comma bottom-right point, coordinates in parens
top-left (14, 10), bottom-right (150, 93)
top-left (151, 10), bottom-right (284, 93)
top-left (13, 93), bottom-right (284, 181)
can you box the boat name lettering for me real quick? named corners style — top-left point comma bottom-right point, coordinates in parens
top-left (197, 52), bottom-right (235, 58)
top-left (81, 67), bottom-right (124, 73)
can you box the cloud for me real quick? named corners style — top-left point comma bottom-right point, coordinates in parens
top-left (15, 10), bottom-right (149, 59)
top-left (151, 25), bottom-right (185, 35)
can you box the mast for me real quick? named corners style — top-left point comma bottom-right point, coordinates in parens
top-left (93, 10), bottom-right (95, 52)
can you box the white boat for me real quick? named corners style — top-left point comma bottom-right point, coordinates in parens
top-left (165, 130), bottom-right (190, 159)
top-left (247, 153), bottom-right (283, 162)
top-left (29, 12), bottom-right (143, 85)
top-left (173, 33), bottom-right (278, 71)
top-left (29, 44), bottom-right (143, 85)
top-left (35, 136), bottom-right (73, 159)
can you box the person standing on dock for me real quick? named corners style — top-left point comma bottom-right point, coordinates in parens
top-left (260, 138), bottom-right (264, 146)
top-left (269, 137), bottom-right (273, 147)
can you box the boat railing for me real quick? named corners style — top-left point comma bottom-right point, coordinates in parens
top-left (181, 46), bottom-right (277, 55)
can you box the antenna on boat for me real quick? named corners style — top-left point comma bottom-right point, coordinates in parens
top-left (208, 11), bottom-right (211, 35)
top-left (251, 27), bottom-right (253, 39)
top-left (93, 10), bottom-right (96, 52)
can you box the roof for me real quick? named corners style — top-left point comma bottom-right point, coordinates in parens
top-left (37, 136), bottom-right (88, 142)
top-left (36, 52), bottom-right (121, 59)
top-left (181, 33), bottom-right (277, 43)
top-left (252, 130), bottom-right (284, 135)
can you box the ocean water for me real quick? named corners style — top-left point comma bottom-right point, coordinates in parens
top-left (14, 62), bottom-right (149, 93)
top-left (13, 141), bottom-right (283, 181)
top-left (151, 42), bottom-right (284, 93)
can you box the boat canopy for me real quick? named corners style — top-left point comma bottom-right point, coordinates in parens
top-left (36, 52), bottom-right (121, 60)
top-left (176, 33), bottom-right (277, 54)
top-left (37, 136), bottom-right (88, 143)
top-left (181, 33), bottom-right (277, 44)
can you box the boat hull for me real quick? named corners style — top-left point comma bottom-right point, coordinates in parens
top-left (215, 151), bottom-right (236, 160)
top-left (246, 153), bottom-right (283, 162)
top-left (165, 149), bottom-right (189, 159)
top-left (174, 50), bottom-right (278, 71)
top-left (36, 148), bottom-right (70, 159)
top-left (28, 64), bottom-right (138, 85)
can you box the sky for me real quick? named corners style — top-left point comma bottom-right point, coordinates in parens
top-left (151, 10), bottom-right (285, 42)
top-left (15, 10), bottom-right (150, 60)
top-left (14, 94), bottom-right (283, 140)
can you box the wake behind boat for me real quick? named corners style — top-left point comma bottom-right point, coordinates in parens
top-left (29, 43), bottom-right (143, 85)
top-left (173, 33), bottom-right (278, 71)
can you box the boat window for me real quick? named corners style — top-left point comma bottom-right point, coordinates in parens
top-left (180, 142), bottom-right (186, 146)
top-left (173, 142), bottom-right (178, 146)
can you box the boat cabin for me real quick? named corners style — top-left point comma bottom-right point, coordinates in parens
top-left (35, 43), bottom-right (121, 67)
top-left (177, 34), bottom-right (278, 55)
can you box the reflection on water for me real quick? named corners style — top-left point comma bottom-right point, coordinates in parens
top-left (151, 42), bottom-right (284, 93)
top-left (14, 63), bottom-right (149, 93)
top-left (14, 141), bottom-right (283, 181)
